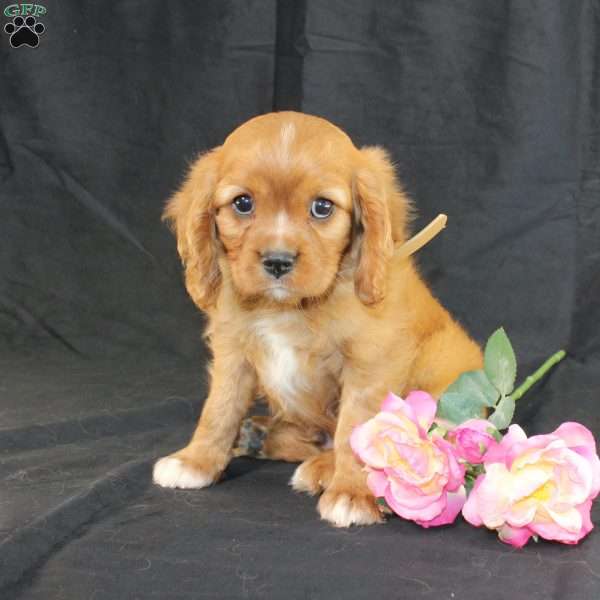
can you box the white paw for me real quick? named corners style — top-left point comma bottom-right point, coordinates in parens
top-left (289, 460), bottom-right (323, 494)
top-left (289, 462), bottom-right (311, 492)
top-left (318, 492), bottom-right (381, 527)
top-left (290, 453), bottom-right (335, 495)
top-left (152, 457), bottom-right (214, 489)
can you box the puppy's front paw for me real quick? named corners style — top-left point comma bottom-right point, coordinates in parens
top-left (318, 486), bottom-right (383, 527)
top-left (153, 456), bottom-right (217, 489)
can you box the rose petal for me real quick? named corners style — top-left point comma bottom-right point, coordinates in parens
top-left (570, 445), bottom-right (600, 499)
top-left (385, 472), bottom-right (444, 510)
top-left (457, 419), bottom-right (498, 435)
top-left (461, 475), bottom-right (485, 526)
top-left (528, 503), bottom-right (592, 545)
top-left (498, 524), bottom-right (533, 548)
top-left (404, 390), bottom-right (438, 431)
top-left (505, 498), bottom-right (538, 528)
top-left (578, 499), bottom-right (595, 538)
top-left (484, 424), bottom-right (527, 465)
top-left (381, 392), bottom-right (406, 414)
top-left (556, 448), bottom-right (595, 505)
top-left (509, 465), bottom-right (553, 502)
top-left (384, 486), bottom-right (447, 522)
top-left (546, 505), bottom-right (583, 534)
top-left (554, 422), bottom-right (598, 454)
top-left (508, 436), bottom-right (565, 470)
top-left (350, 420), bottom-right (384, 468)
top-left (350, 412), bottom-right (419, 469)
top-left (433, 437), bottom-right (466, 490)
top-left (366, 469), bottom-right (389, 498)
top-left (467, 463), bottom-right (512, 529)
top-left (554, 422), bottom-right (600, 498)
top-left (417, 487), bottom-right (466, 528)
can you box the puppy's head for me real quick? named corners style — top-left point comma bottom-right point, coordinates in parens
top-left (164, 112), bottom-right (409, 310)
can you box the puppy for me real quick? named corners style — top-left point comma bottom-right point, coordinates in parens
top-left (153, 112), bottom-right (482, 527)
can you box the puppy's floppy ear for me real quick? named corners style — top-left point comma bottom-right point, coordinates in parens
top-left (163, 147), bottom-right (222, 310)
top-left (353, 146), bottom-right (409, 305)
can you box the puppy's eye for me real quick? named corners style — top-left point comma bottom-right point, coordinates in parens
top-left (232, 194), bottom-right (254, 215)
top-left (310, 197), bottom-right (334, 219)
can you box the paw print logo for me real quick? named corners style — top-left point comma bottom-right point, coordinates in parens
top-left (4, 15), bottom-right (45, 48)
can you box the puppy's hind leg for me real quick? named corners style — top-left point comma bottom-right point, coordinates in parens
top-left (290, 450), bottom-right (335, 496)
top-left (233, 416), bottom-right (326, 463)
top-left (234, 417), bottom-right (336, 494)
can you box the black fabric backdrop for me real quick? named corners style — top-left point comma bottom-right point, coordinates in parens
top-left (1, 1), bottom-right (599, 598)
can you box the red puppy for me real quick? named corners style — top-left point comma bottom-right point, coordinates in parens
top-left (153, 112), bottom-right (482, 527)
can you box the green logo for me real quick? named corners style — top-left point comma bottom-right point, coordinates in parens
top-left (4, 3), bottom-right (46, 18)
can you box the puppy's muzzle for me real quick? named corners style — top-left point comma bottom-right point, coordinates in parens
top-left (261, 251), bottom-right (297, 279)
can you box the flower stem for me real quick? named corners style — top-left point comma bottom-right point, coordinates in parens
top-left (509, 350), bottom-right (566, 402)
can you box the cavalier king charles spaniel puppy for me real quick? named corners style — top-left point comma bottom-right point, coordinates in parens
top-left (153, 112), bottom-right (482, 527)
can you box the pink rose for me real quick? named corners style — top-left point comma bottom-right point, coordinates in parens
top-left (463, 423), bottom-right (600, 547)
top-left (351, 391), bottom-right (466, 528)
top-left (448, 419), bottom-right (500, 464)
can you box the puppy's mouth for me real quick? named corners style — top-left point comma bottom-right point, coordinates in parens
top-left (264, 282), bottom-right (294, 302)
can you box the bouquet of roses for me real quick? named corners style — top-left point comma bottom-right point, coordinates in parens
top-left (351, 329), bottom-right (600, 547)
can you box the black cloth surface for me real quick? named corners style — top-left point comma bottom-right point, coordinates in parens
top-left (1, 1), bottom-right (599, 598)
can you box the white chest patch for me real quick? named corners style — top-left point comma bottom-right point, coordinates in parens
top-left (251, 315), bottom-right (311, 414)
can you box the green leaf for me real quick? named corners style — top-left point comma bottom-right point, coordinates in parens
top-left (437, 391), bottom-right (489, 426)
top-left (376, 497), bottom-right (393, 515)
top-left (464, 475), bottom-right (476, 494)
top-left (437, 370), bottom-right (499, 425)
top-left (428, 423), bottom-right (447, 437)
top-left (463, 465), bottom-right (484, 493)
top-left (487, 426), bottom-right (503, 442)
top-left (488, 396), bottom-right (516, 430)
top-left (444, 370), bottom-right (499, 408)
top-left (484, 328), bottom-right (517, 396)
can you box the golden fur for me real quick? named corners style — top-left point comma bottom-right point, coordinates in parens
top-left (153, 112), bottom-right (482, 527)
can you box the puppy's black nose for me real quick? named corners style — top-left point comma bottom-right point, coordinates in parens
top-left (262, 251), bottom-right (297, 279)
